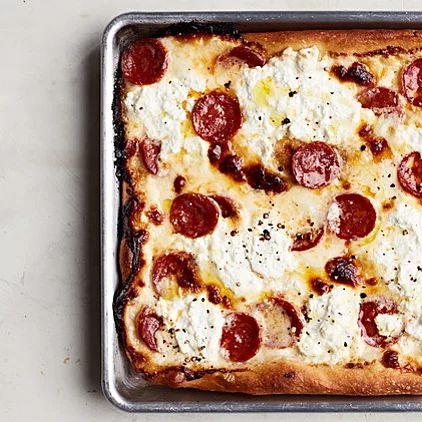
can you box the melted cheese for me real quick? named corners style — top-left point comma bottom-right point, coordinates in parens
top-left (233, 47), bottom-right (370, 167)
top-left (298, 287), bottom-right (360, 364)
top-left (155, 293), bottom-right (225, 363)
top-left (122, 36), bottom-right (422, 369)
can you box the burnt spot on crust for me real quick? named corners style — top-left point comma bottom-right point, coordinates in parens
top-left (331, 62), bottom-right (375, 86)
top-left (156, 21), bottom-right (240, 40)
top-left (345, 362), bottom-right (364, 369)
top-left (330, 45), bottom-right (422, 59)
top-left (112, 66), bottom-right (126, 182)
top-left (283, 371), bottom-right (296, 379)
top-left (113, 229), bottom-right (148, 346)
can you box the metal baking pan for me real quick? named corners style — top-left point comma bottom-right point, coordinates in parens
top-left (101, 11), bottom-right (422, 412)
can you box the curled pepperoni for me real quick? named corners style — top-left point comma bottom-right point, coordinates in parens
top-left (258, 298), bottom-right (303, 349)
top-left (382, 350), bottom-right (400, 369)
top-left (245, 164), bottom-right (287, 193)
top-left (291, 226), bottom-right (324, 252)
top-left (170, 193), bottom-right (219, 238)
top-left (210, 195), bottom-right (238, 218)
top-left (398, 152), bottom-right (422, 199)
top-left (310, 278), bottom-right (331, 295)
top-left (218, 45), bottom-right (266, 68)
top-left (151, 251), bottom-right (199, 293)
top-left (140, 138), bottom-right (161, 175)
top-left (146, 207), bottom-right (163, 225)
top-left (359, 299), bottom-right (401, 348)
top-left (331, 193), bottom-right (376, 240)
top-left (136, 307), bottom-right (162, 352)
top-left (357, 87), bottom-right (399, 114)
top-left (221, 313), bottom-right (260, 362)
top-left (325, 256), bottom-right (360, 286)
top-left (291, 142), bottom-right (340, 189)
top-left (332, 62), bottom-right (375, 86)
top-left (401, 58), bottom-right (422, 107)
top-left (121, 39), bottom-right (168, 85)
top-left (219, 154), bottom-right (245, 182)
top-left (192, 91), bottom-right (242, 143)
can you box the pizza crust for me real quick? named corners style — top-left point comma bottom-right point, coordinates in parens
top-left (243, 29), bottom-right (422, 56)
top-left (115, 28), bottom-right (422, 395)
top-left (150, 360), bottom-right (422, 395)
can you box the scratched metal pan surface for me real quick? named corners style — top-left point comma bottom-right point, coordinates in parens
top-left (101, 11), bottom-right (422, 412)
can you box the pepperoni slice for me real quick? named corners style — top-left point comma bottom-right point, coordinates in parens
top-left (291, 226), bottom-right (324, 252)
top-left (140, 138), bottom-right (161, 175)
top-left (192, 91), bottom-right (242, 143)
top-left (151, 251), bottom-right (199, 293)
top-left (358, 299), bottom-right (401, 348)
top-left (357, 87), bottom-right (399, 113)
top-left (209, 195), bottom-right (238, 218)
top-left (221, 313), bottom-right (260, 362)
top-left (291, 142), bottom-right (340, 189)
top-left (218, 45), bottom-right (266, 68)
top-left (121, 39), bottom-right (168, 85)
top-left (331, 193), bottom-right (376, 240)
top-left (136, 307), bottom-right (162, 352)
top-left (401, 58), bottom-right (422, 107)
top-left (325, 256), bottom-right (361, 286)
top-left (258, 298), bottom-right (303, 349)
top-left (170, 193), bottom-right (219, 238)
top-left (397, 152), bottom-right (422, 199)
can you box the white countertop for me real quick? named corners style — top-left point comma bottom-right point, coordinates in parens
top-left (1, 0), bottom-right (422, 420)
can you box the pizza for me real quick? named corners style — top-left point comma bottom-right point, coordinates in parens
top-left (114, 27), bottom-right (422, 395)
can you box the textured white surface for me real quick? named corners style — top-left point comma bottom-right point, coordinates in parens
top-left (1, 0), bottom-right (422, 421)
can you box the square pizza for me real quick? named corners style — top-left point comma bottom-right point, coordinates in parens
top-left (113, 27), bottom-right (422, 395)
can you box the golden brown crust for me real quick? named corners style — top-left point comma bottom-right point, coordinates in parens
top-left (116, 28), bottom-right (422, 396)
top-left (150, 360), bottom-right (422, 395)
top-left (243, 29), bottom-right (422, 56)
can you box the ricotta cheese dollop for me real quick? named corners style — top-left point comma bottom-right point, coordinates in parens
top-left (298, 286), bottom-right (360, 364)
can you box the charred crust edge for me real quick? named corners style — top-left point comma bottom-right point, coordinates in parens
top-left (156, 21), bottom-right (240, 39)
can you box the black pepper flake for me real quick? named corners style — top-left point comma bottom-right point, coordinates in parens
top-left (281, 117), bottom-right (291, 125)
top-left (258, 116), bottom-right (262, 121)
top-left (288, 90), bottom-right (298, 97)
top-left (224, 81), bottom-right (231, 88)
top-left (360, 145), bottom-right (366, 151)
top-left (344, 342), bottom-right (348, 347)
top-left (230, 230), bottom-right (238, 237)
top-left (390, 183), bottom-right (396, 188)
top-left (360, 292), bottom-right (367, 299)
top-left (263, 213), bottom-right (269, 219)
